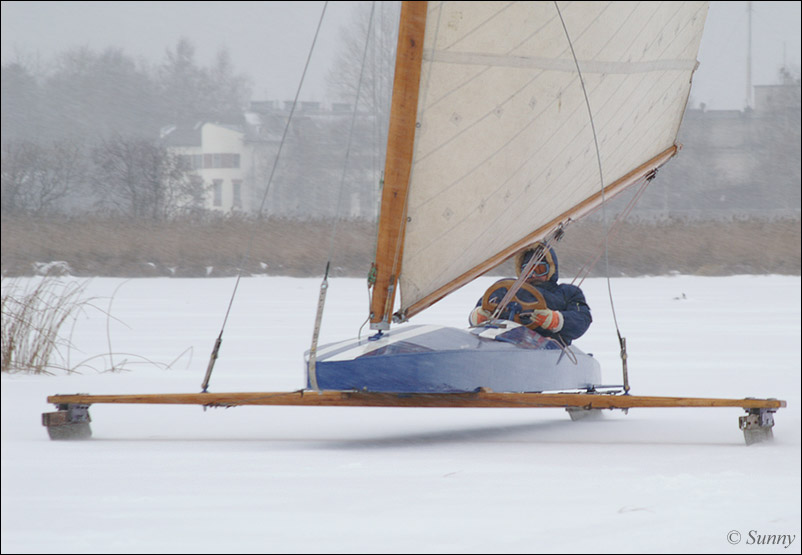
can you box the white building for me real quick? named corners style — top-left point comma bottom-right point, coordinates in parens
top-left (162, 101), bottom-right (383, 220)
top-left (162, 122), bottom-right (250, 213)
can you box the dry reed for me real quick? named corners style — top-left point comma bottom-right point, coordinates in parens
top-left (1, 274), bottom-right (92, 374)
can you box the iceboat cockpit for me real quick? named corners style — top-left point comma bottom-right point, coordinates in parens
top-left (306, 322), bottom-right (602, 393)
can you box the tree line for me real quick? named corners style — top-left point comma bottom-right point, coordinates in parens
top-left (1, 39), bottom-right (251, 220)
top-left (1, 136), bottom-right (209, 220)
top-left (2, 38), bottom-right (250, 142)
top-left (1, 4), bottom-right (398, 222)
top-left (4, 5), bottom-right (796, 224)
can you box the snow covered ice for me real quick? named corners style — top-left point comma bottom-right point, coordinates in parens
top-left (2, 275), bottom-right (800, 553)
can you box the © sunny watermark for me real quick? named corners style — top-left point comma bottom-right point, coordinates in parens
top-left (727, 530), bottom-right (796, 549)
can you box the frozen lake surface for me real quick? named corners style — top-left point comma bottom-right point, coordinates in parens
top-left (2, 275), bottom-right (800, 553)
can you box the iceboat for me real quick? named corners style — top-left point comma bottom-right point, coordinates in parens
top-left (44, 2), bottom-right (785, 445)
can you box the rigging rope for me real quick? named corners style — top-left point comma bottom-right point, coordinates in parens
top-left (308, 2), bottom-right (377, 389)
top-left (200, 2), bottom-right (329, 393)
top-left (554, 2), bottom-right (630, 393)
top-left (361, 2), bottom-right (391, 339)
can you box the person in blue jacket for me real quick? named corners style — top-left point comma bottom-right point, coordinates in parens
top-left (469, 242), bottom-right (592, 345)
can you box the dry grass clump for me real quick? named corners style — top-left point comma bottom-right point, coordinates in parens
top-left (1, 274), bottom-right (92, 374)
top-left (1, 274), bottom-right (192, 374)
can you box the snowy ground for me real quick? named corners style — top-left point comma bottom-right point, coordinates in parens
top-left (2, 274), bottom-right (800, 554)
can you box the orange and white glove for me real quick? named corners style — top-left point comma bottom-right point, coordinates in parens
top-left (529, 308), bottom-right (564, 332)
top-left (469, 306), bottom-right (492, 326)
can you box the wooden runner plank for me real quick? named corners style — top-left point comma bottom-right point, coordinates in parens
top-left (47, 391), bottom-right (786, 410)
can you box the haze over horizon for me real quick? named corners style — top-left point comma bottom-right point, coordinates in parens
top-left (2, 1), bottom-right (800, 110)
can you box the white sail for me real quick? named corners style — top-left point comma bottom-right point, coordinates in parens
top-left (397, 1), bottom-right (708, 316)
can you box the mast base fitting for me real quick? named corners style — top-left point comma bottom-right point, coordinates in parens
top-left (42, 402), bottom-right (92, 440)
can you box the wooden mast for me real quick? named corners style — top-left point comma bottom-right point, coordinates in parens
top-left (397, 145), bottom-right (679, 322)
top-left (369, 1), bottom-right (428, 330)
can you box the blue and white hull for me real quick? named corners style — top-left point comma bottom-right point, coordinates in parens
top-left (305, 323), bottom-right (601, 393)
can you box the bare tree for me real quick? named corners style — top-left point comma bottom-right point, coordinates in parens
top-left (91, 136), bottom-right (204, 220)
top-left (1, 62), bottom-right (44, 143)
top-left (1, 140), bottom-right (86, 215)
top-left (158, 38), bottom-right (252, 125)
top-left (0, 142), bottom-right (34, 214)
top-left (45, 46), bottom-right (161, 140)
top-left (207, 48), bottom-right (253, 121)
top-left (294, 2), bottom-right (401, 221)
top-left (326, 2), bottom-right (399, 120)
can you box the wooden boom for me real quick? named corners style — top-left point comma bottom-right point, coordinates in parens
top-left (47, 391), bottom-right (786, 410)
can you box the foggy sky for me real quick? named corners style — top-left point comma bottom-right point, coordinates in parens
top-left (2, 1), bottom-right (801, 109)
